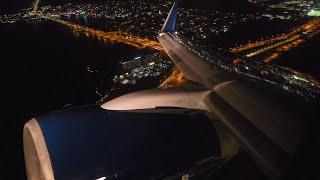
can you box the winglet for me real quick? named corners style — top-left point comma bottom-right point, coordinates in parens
top-left (161, 1), bottom-right (179, 33)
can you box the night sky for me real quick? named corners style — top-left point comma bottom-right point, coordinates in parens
top-left (0, 0), bottom-right (250, 14)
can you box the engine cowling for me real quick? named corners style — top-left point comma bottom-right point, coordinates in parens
top-left (24, 105), bottom-right (222, 180)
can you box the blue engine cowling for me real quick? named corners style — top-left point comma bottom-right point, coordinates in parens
top-left (24, 105), bottom-right (221, 180)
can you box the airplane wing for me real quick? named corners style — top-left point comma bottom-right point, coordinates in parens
top-left (157, 2), bottom-right (315, 178)
top-left (157, 2), bottom-right (232, 88)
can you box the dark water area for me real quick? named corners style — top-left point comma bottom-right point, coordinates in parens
top-left (0, 20), bottom-right (151, 179)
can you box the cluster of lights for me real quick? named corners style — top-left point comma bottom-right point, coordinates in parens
top-left (113, 53), bottom-right (172, 86)
top-left (1, 0), bottom-right (319, 101)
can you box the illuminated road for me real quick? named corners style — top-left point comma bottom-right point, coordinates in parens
top-left (245, 35), bottom-right (301, 58)
top-left (231, 34), bottom-right (290, 54)
top-left (42, 15), bottom-right (164, 51)
top-left (231, 18), bottom-right (320, 63)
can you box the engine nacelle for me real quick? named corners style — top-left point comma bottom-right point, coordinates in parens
top-left (24, 105), bottom-right (222, 180)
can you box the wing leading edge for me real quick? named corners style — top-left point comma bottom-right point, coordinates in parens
top-left (157, 2), bottom-right (232, 88)
top-left (160, 1), bottom-right (179, 33)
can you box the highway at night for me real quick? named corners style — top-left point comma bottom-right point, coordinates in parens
top-left (231, 17), bottom-right (320, 63)
top-left (42, 15), bottom-right (164, 51)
